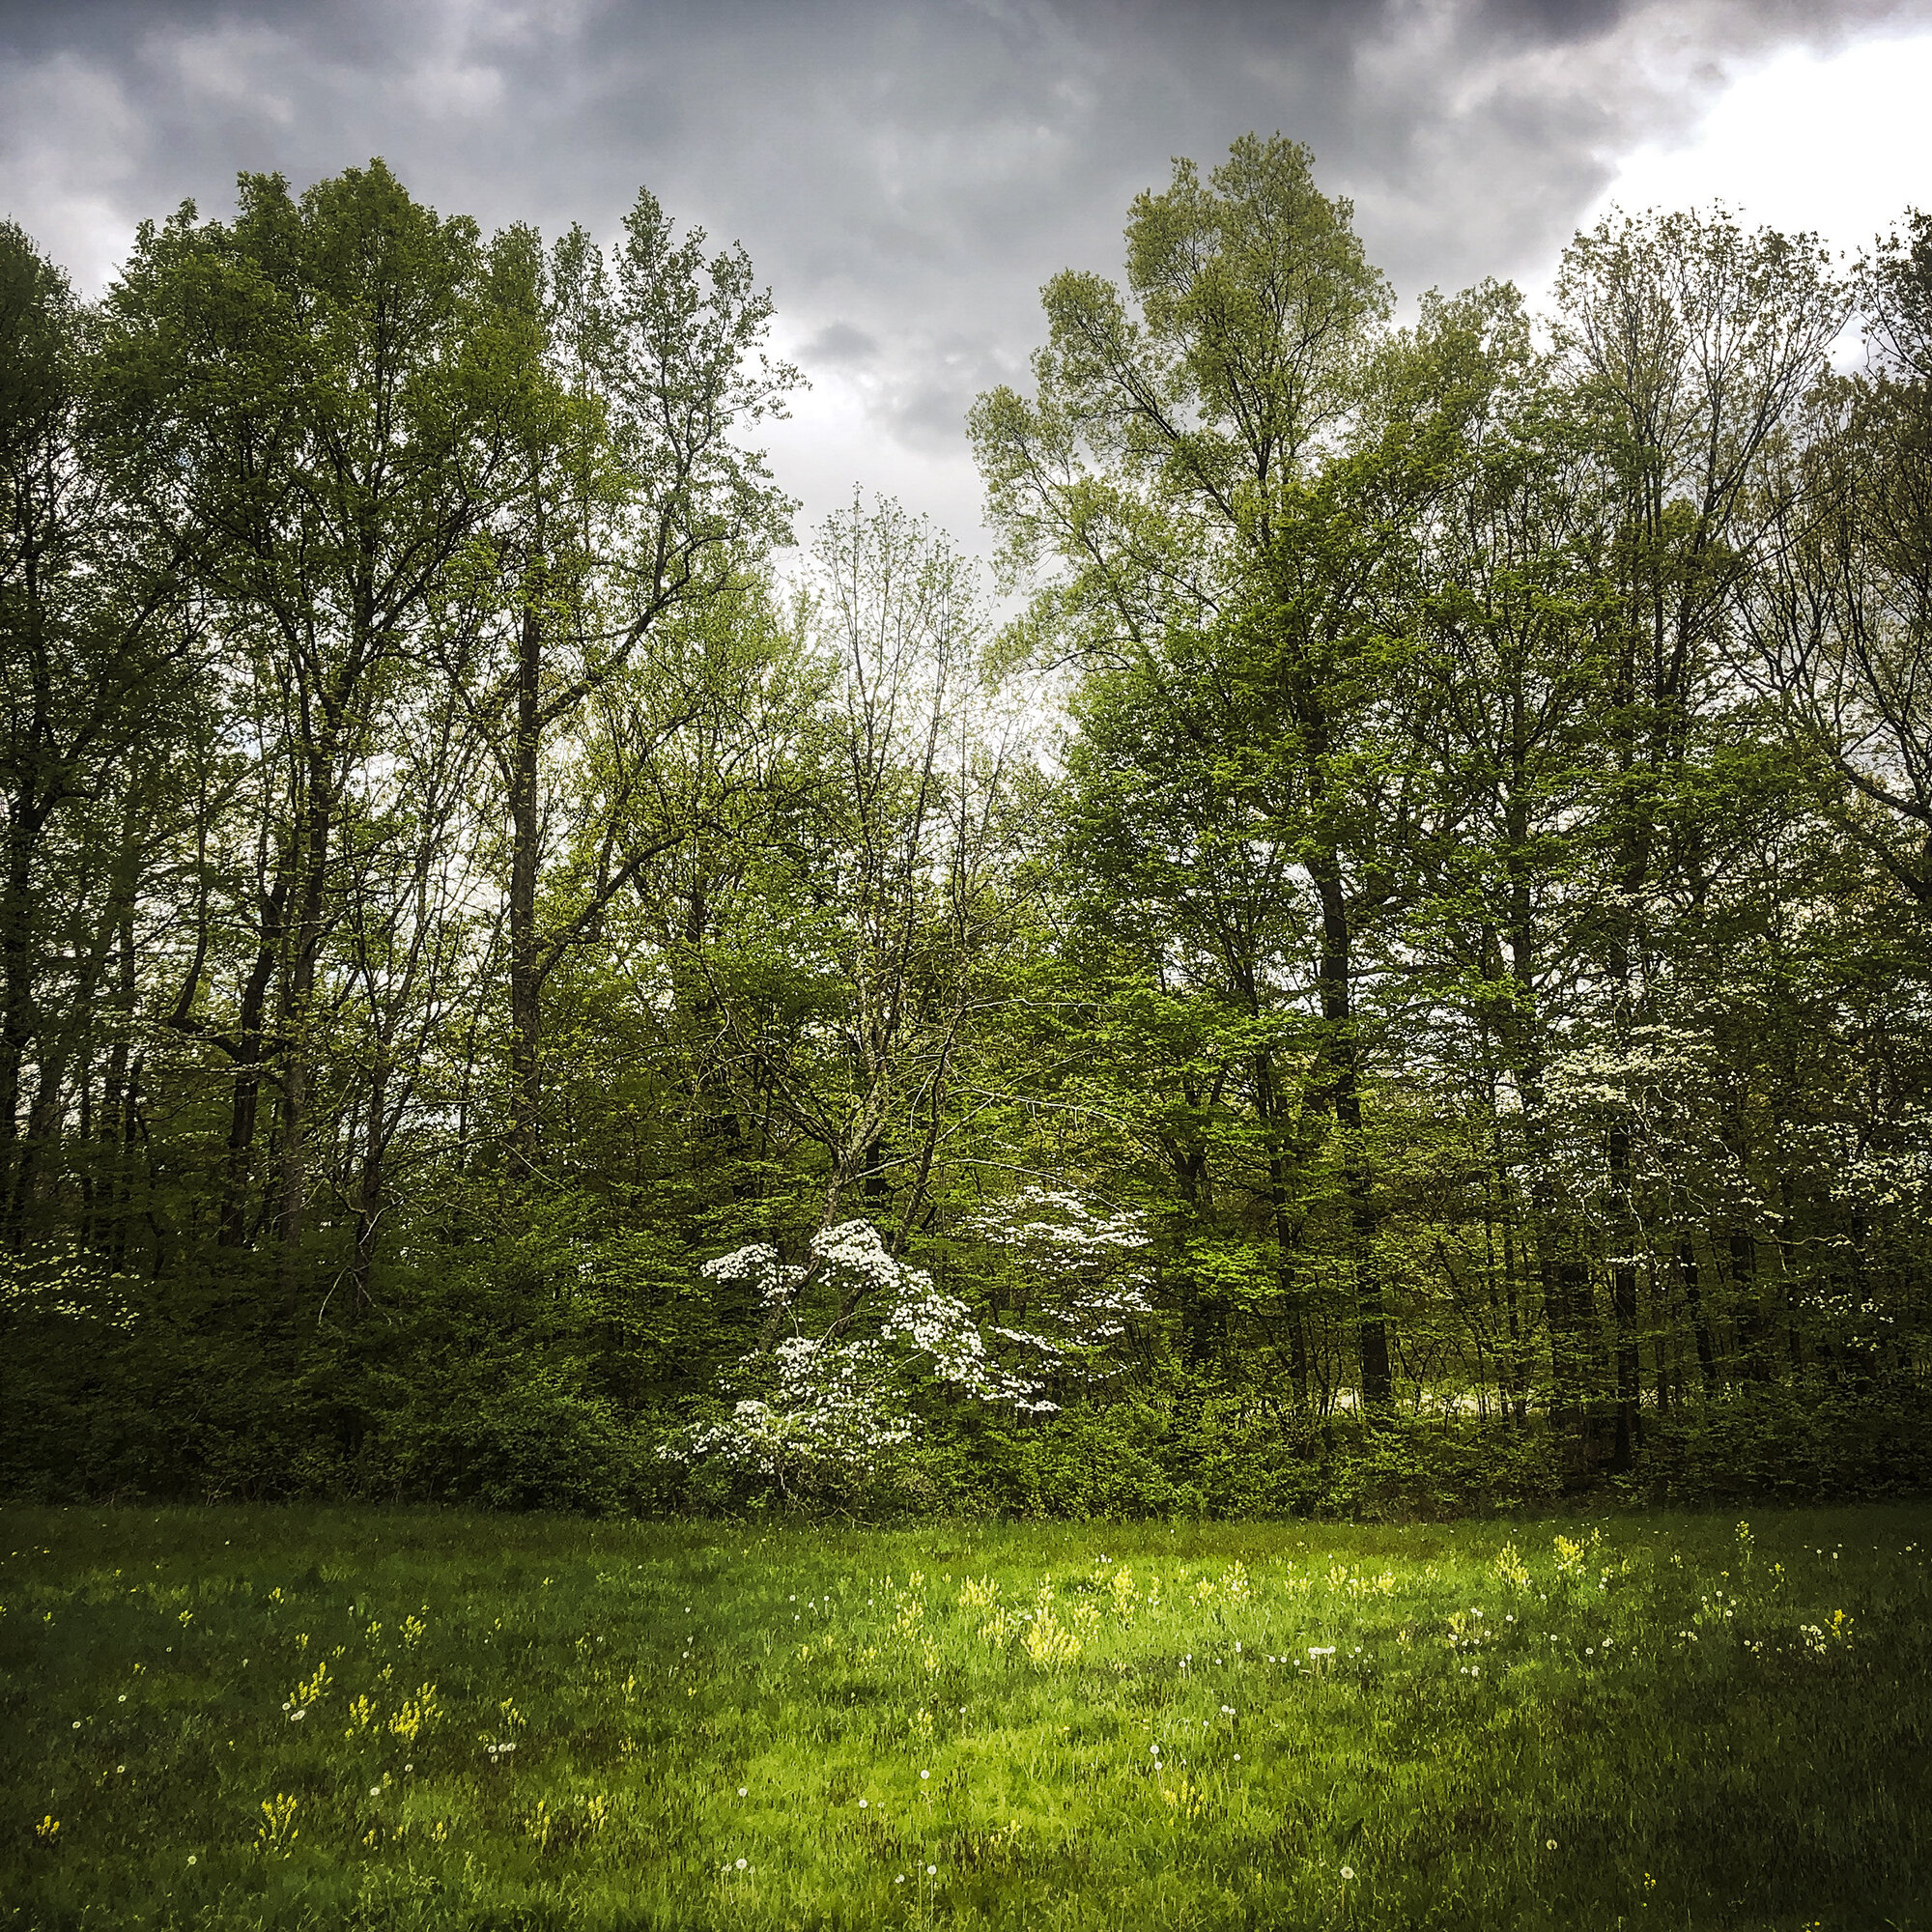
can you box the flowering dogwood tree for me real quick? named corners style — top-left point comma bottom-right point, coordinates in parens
top-left (963, 1187), bottom-right (1155, 1378)
top-left (679, 1219), bottom-right (1052, 1497)
top-left (678, 1198), bottom-right (1151, 1497)
top-left (1536, 1005), bottom-right (1932, 1367)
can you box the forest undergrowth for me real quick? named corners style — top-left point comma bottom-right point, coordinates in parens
top-left (4, 1503), bottom-right (1929, 1930)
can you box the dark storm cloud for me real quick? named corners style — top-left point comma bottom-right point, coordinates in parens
top-left (3, 0), bottom-right (1929, 538)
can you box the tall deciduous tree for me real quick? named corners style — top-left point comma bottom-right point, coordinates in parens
top-left (99, 161), bottom-right (531, 1297)
top-left (976, 135), bottom-right (1429, 1410)
top-left (710, 499), bottom-right (1038, 1263)
top-left (0, 221), bottom-right (196, 1249)
top-left (1552, 207), bottom-right (1842, 1465)
top-left (434, 196), bottom-right (799, 1180)
top-left (1747, 210), bottom-right (1932, 908)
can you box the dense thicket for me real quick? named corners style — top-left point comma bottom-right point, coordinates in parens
top-left (4, 145), bottom-right (1928, 1517)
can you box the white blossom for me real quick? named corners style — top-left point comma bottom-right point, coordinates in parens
top-left (676, 1193), bottom-right (1158, 1492)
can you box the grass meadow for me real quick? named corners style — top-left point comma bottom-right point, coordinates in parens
top-left (3, 1503), bottom-right (1929, 1931)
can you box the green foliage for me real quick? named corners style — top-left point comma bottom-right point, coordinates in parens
top-left (5, 146), bottom-right (1932, 1524)
top-left (365, 1358), bottom-right (650, 1516)
top-left (0, 1181), bottom-right (742, 1515)
top-left (1643, 1385), bottom-right (1932, 1507)
top-left (899, 1396), bottom-right (1567, 1525)
top-left (0, 217), bottom-right (70, 447)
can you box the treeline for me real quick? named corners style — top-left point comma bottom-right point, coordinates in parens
top-left (3, 141), bottom-right (1929, 1517)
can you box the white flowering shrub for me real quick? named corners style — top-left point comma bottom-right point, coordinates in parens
top-left (1539, 1019), bottom-right (1741, 1208)
top-left (1532, 1002), bottom-right (1932, 1366)
top-left (963, 1188), bottom-right (1155, 1378)
top-left (684, 1333), bottom-right (915, 1490)
top-left (678, 1218), bottom-right (1057, 1498)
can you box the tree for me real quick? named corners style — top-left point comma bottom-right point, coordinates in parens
top-left (1551, 205), bottom-right (1843, 1465)
top-left (1746, 210), bottom-right (1932, 909)
top-left (327, 665), bottom-right (486, 1315)
top-left (696, 498), bottom-right (1041, 1257)
top-left (99, 161), bottom-right (533, 1301)
top-left (0, 220), bottom-right (197, 1250)
top-left (432, 198), bottom-right (799, 1181)
top-left (976, 136), bottom-right (1464, 1412)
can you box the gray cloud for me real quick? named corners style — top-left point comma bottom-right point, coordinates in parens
top-left (804, 322), bottom-right (883, 365)
top-left (3, 0), bottom-right (1929, 545)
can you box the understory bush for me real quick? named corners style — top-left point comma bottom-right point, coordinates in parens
top-left (1642, 1382), bottom-right (1932, 1504)
top-left (9, 1292), bottom-right (1931, 1521)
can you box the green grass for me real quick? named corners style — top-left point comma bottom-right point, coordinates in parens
top-left (3, 1503), bottom-right (1928, 1930)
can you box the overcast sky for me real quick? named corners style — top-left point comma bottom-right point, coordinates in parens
top-left (4, 0), bottom-right (1930, 554)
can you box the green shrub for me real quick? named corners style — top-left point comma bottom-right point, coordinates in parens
top-left (1644, 1382), bottom-right (1932, 1505)
top-left (362, 1356), bottom-right (649, 1513)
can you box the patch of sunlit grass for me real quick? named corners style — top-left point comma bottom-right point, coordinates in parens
top-left (2, 1504), bottom-right (1928, 1928)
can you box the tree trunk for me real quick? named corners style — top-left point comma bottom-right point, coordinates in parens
top-left (349, 1048), bottom-right (388, 1316)
top-left (1731, 1227), bottom-right (1768, 1383)
top-left (1312, 859), bottom-right (1392, 1411)
top-left (0, 795), bottom-right (50, 1250)
top-left (1606, 1116), bottom-right (1641, 1473)
top-left (1256, 1048), bottom-right (1311, 1408)
top-left (507, 597), bottom-right (543, 1179)
top-left (273, 737), bottom-right (338, 1314)
top-left (1272, 601), bottom-right (1395, 1415)
top-left (220, 865), bottom-right (290, 1250)
top-left (1678, 1239), bottom-right (1718, 1398)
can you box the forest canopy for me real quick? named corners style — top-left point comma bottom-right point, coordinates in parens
top-left (4, 140), bottom-right (1929, 1517)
